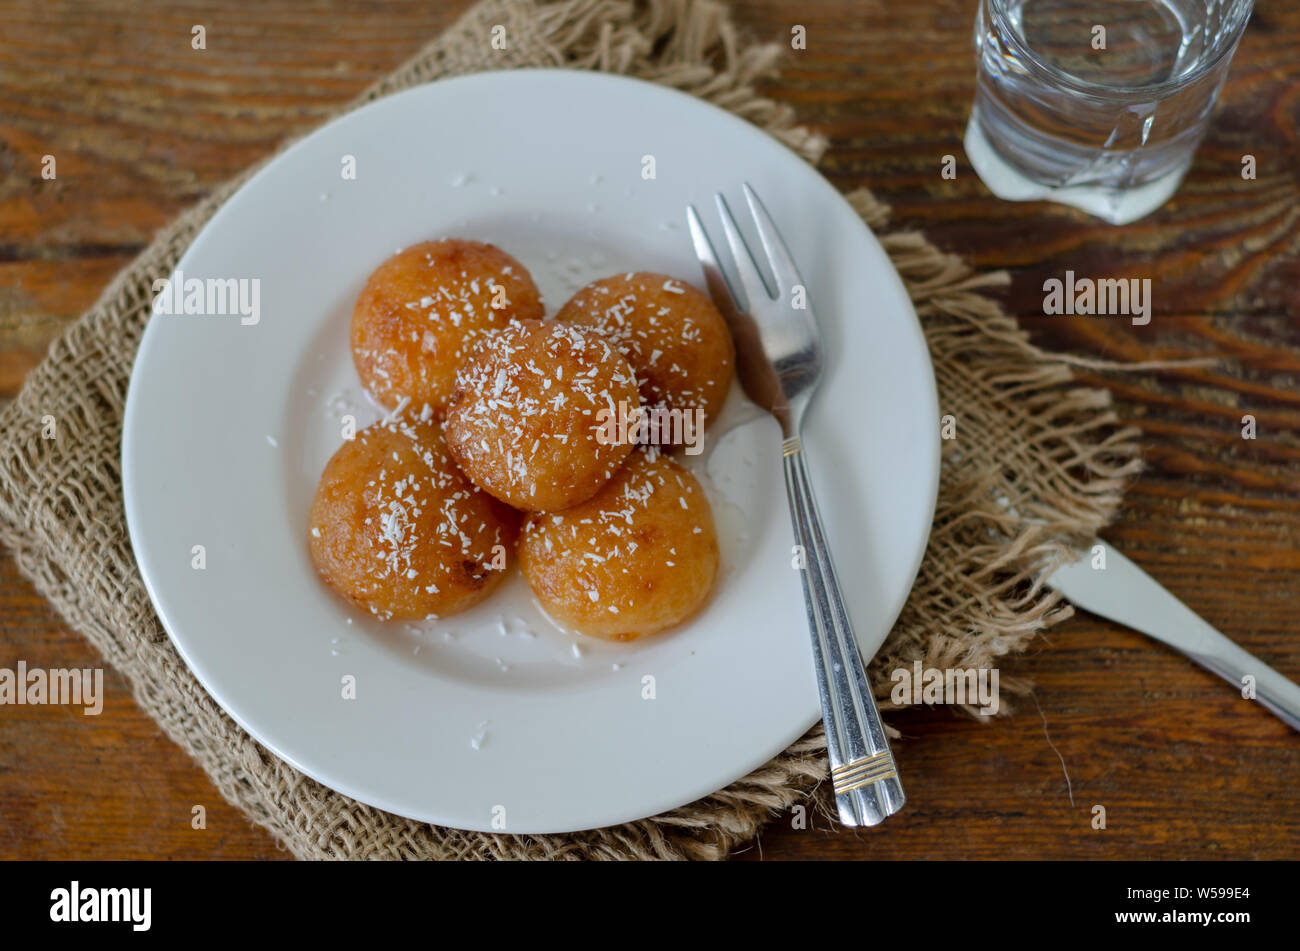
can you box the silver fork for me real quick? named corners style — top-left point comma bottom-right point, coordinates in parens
top-left (687, 183), bottom-right (905, 827)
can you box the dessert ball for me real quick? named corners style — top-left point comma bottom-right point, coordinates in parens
top-left (555, 272), bottom-right (734, 436)
top-left (350, 239), bottom-right (544, 414)
top-left (309, 416), bottom-right (519, 621)
top-left (518, 449), bottom-right (719, 641)
top-left (443, 319), bottom-right (640, 512)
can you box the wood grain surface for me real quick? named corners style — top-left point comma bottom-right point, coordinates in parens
top-left (1, 0), bottom-right (1296, 861)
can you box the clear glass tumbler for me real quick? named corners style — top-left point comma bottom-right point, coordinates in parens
top-left (965, 0), bottom-right (1254, 224)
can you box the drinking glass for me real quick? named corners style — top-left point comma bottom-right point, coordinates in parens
top-left (966, 0), bottom-right (1254, 224)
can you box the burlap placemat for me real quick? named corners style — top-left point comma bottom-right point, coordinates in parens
top-left (0, 0), bottom-right (1141, 860)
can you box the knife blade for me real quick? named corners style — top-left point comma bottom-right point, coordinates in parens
top-left (1045, 539), bottom-right (1300, 731)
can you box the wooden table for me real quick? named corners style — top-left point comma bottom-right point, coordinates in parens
top-left (1, 0), bottom-right (1296, 860)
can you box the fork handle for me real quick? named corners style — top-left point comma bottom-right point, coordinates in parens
top-left (782, 435), bottom-right (905, 826)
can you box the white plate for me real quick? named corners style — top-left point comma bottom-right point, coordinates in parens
top-left (123, 70), bottom-right (939, 834)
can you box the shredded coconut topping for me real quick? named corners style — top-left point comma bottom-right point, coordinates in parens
top-left (444, 320), bottom-right (639, 505)
top-left (321, 416), bottom-right (510, 613)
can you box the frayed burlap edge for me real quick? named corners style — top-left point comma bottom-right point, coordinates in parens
top-left (0, 0), bottom-right (1140, 860)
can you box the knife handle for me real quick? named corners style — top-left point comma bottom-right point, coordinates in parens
top-left (1182, 635), bottom-right (1300, 732)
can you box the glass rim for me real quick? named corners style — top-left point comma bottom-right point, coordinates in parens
top-left (986, 0), bottom-right (1255, 99)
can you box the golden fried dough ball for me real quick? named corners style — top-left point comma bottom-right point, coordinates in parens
top-left (555, 272), bottom-right (734, 434)
top-left (443, 319), bottom-right (640, 512)
top-left (518, 449), bottom-right (719, 641)
top-left (351, 239), bottom-right (544, 414)
top-left (309, 415), bottom-right (519, 621)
